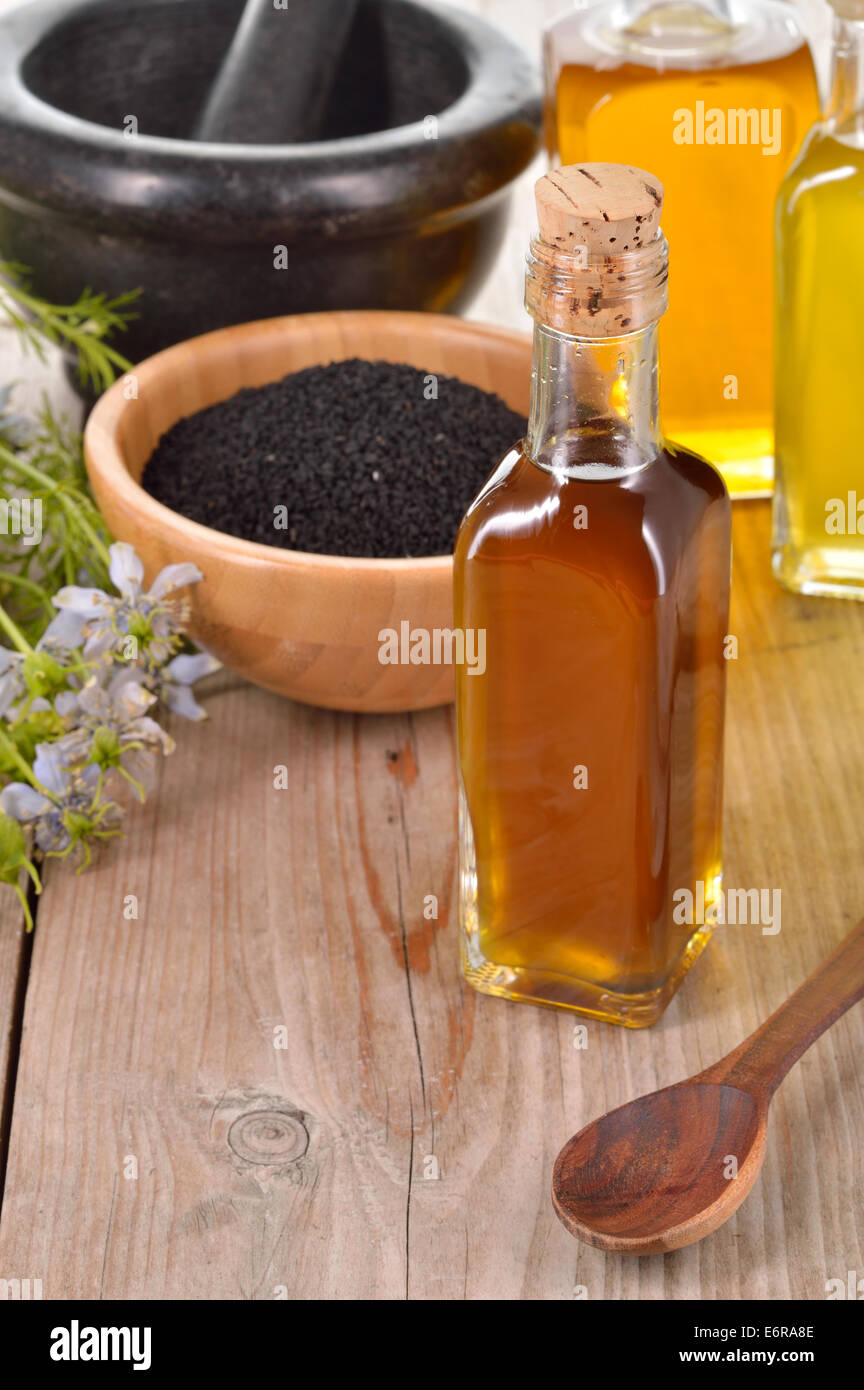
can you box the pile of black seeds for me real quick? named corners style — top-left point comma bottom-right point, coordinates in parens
top-left (141, 358), bottom-right (526, 558)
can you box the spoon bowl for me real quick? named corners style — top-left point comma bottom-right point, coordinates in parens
top-left (552, 1082), bottom-right (766, 1254)
top-left (553, 915), bottom-right (864, 1254)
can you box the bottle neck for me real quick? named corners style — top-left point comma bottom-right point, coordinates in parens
top-left (526, 321), bottom-right (662, 476)
top-left (615, 1), bottom-right (738, 61)
top-left (625, 0), bottom-right (734, 28)
top-left (826, 14), bottom-right (864, 131)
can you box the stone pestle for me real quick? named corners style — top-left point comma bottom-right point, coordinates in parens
top-left (193, 0), bottom-right (359, 144)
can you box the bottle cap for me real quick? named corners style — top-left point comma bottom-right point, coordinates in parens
top-left (535, 163), bottom-right (663, 257)
top-left (527, 163), bottom-right (668, 336)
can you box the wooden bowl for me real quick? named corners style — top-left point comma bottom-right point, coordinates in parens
top-left (83, 310), bottom-right (532, 712)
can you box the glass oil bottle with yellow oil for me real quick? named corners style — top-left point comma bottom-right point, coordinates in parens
top-left (544, 1), bottom-right (820, 497)
top-left (773, 0), bottom-right (864, 597)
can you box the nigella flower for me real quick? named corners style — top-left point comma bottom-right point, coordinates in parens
top-left (1, 612), bottom-right (90, 709)
top-left (53, 542), bottom-right (203, 663)
top-left (36, 607), bottom-right (89, 657)
top-left (54, 675), bottom-right (175, 798)
top-left (112, 650), bottom-right (221, 722)
top-left (0, 742), bottom-right (123, 869)
top-left (1, 617), bottom-right (90, 722)
top-left (0, 647), bottom-right (24, 719)
top-left (160, 652), bottom-right (221, 720)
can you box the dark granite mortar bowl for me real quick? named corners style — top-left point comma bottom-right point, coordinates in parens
top-left (0, 0), bottom-right (541, 366)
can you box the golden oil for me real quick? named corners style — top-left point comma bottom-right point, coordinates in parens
top-left (455, 164), bottom-right (731, 1026)
top-left (545, 1), bottom-right (820, 497)
top-left (773, 7), bottom-right (864, 596)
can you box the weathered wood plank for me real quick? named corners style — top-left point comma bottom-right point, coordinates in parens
top-left (0, 505), bottom-right (863, 1299)
top-left (0, 671), bottom-right (465, 1299)
top-left (0, 888), bottom-right (29, 1202)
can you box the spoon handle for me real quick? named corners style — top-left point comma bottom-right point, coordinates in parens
top-left (702, 915), bottom-right (864, 1101)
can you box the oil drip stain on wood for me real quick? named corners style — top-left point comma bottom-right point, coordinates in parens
top-left (385, 741), bottom-right (418, 790)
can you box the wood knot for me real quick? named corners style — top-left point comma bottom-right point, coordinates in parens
top-left (227, 1110), bottom-right (309, 1166)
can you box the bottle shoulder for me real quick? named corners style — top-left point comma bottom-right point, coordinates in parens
top-left (662, 438), bottom-right (730, 504)
top-left (545, 0), bottom-right (812, 74)
top-left (779, 126), bottom-right (864, 211)
top-left (460, 440), bottom-right (728, 508)
top-left (455, 443), bottom-right (730, 575)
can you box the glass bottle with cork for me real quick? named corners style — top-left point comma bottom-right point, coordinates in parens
top-left (454, 163), bottom-right (731, 1027)
top-left (544, 0), bottom-right (820, 498)
top-left (773, 0), bottom-right (864, 598)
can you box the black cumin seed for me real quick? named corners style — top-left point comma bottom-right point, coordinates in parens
top-left (141, 358), bottom-right (527, 559)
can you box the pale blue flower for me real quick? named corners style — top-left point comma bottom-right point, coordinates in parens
top-left (111, 649), bottom-right (220, 721)
top-left (37, 608), bottom-right (88, 656)
top-left (1, 540), bottom-right (213, 873)
top-left (0, 647), bottom-right (24, 718)
top-left (53, 542), bottom-right (203, 661)
top-left (0, 743), bottom-right (123, 865)
top-left (55, 675), bottom-right (174, 769)
top-left (158, 651), bottom-right (221, 721)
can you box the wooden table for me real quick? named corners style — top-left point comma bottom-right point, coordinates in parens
top-left (0, 503), bottom-right (863, 1300)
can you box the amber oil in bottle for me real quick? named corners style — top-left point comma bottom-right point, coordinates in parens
top-left (545, 1), bottom-right (820, 497)
top-left (454, 164), bottom-right (731, 1026)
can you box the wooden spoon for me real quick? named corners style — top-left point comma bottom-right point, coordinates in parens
top-left (552, 917), bottom-right (864, 1254)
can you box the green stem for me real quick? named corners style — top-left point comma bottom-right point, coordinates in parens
top-left (0, 449), bottom-right (111, 569)
top-left (0, 729), bottom-right (44, 788)
top-left (5, 854), bottom-right (42, 932)
top-left (0, 571), bottom-right (55, 606)
top-left (0, 446), bottom-right (66, 493)
top-left (0, 279), bottom-right (134, 390)
top-left (73, 511), bottom-right (111, 570)
top-left (12, 881), bottom-right (34, 933)
top-left (0, 601), bottom-right (32, 654)
top-left (24, 856), bottom-right (42, 895)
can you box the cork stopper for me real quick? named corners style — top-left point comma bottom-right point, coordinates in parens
top-left (535, 164), bottom-right (663, 257)
top-left (527, 163), bottom-right (668, 336)
top-left (830, 0), bottom-right (864, 18)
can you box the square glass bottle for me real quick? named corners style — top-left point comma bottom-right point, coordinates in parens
top-left (454, 164), bottom-right (731, 1027)
top-left (544, 1), bottom-right (820, 497)
top-left (773, 0), bottom-right (864, 598)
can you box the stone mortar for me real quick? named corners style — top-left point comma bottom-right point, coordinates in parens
top-left (0, 0), bottom-right (542, 365)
